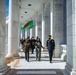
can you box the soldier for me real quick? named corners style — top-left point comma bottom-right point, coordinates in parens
top-left (46, 35), bottom-right (55, 63)
top-left (24, 38), bottom-right (31, 62)
top-left (35, 37), bottom-right (44, 61)
top-left (30, 36), bottom-right (36, 54)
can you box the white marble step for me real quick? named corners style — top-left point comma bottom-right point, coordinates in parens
top-left (16, 70), bottom-right (56, 74)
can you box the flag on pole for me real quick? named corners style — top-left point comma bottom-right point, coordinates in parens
top-left (21, 20), bottom-right (33, 30)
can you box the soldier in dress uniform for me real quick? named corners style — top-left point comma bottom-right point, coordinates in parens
top-left (30, 36), bottom-right (36, 54)
top-left (46, 35), bottom-right (55, 63)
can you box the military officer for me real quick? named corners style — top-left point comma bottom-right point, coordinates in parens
top-left (46, 35), bottom-right (55, 63)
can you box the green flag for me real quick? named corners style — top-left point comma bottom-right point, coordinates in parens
top-left (21, 20), bottom-right (33, 30)
top-left (21, 24), bottom-right (25, 30)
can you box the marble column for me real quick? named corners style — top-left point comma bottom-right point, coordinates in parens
top-left (20, 30), bottom-right (24, 39)
top-left (6, 0), bottom-right (19, 59)
top-left (33, 26), bottom-right (35, 38)
top-left (30, 21), bottom-right (35, 38)
top-left (35, 20), bottom-right (38, 37)
top-left (27, 29), bottom-right (30, 38)
top-left (65, 0), bottom-right (76, 75)
top-left (0, 0), bottom-right (9, 74)
top-left (22, 30), bottom-right (25, 39)
top-left (30, 29), bottom-right (33, 38)
top-left (37, 22), bottom-right (42, 40)
top-left (25, 30), bottom-right (27, 38)
top-left (42, 15), bottom-right (45, 47)
top-left (51, 0), bottom-right (65, 57)
top-left (45, 16), bottom-right (50, 46)
top-left (50, 0), bottom-right (53, 37)
top-left (6, 18), bottom-right (9, 54)
top-left (17, 25), bottom-right (20, 50)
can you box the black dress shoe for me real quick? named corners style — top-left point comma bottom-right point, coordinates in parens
top-left (27, 60), bottom-right (29, 62)
top-left (50, 61), bottom-right (52, 63)
top-left (39, 60), bottom-right (41, 61)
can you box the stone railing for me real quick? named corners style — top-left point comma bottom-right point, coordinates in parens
top-left (61, 44), bottom-right (67, 61)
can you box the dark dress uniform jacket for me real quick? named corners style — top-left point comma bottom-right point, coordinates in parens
top-left (30, 39), bottom-right (36, 49)
top-left (46, 39), bottom-right (55, 51)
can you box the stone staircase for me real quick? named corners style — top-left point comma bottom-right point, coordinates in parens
top-left (6, 69), bottom-right (64, 75)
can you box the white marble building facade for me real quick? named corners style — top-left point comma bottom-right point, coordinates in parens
top-left (0, 0), bottom-right (76, 75)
